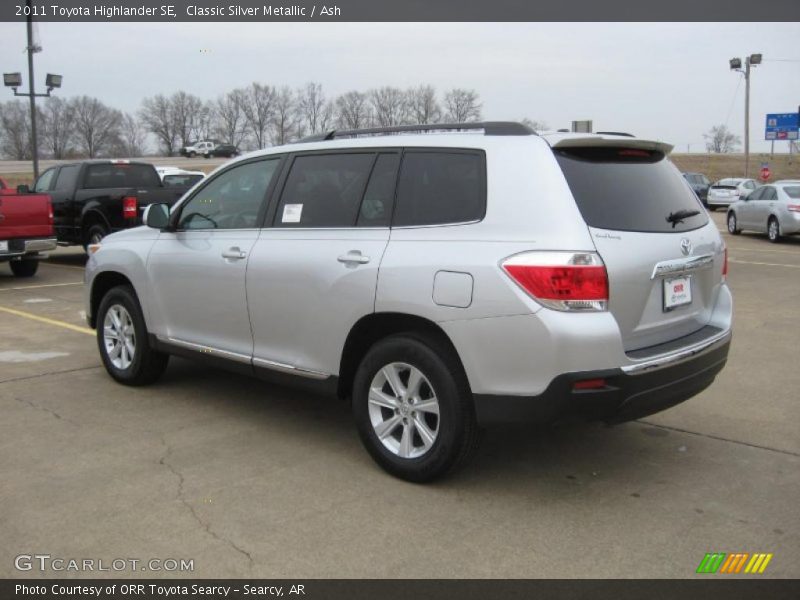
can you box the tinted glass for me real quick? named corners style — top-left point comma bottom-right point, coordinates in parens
top-left (748, 187), bottom-right (764, 200)
top-left (358, 154), bottom-right (400, 227)
top-left (783, 186), bottom-right (800, 199)
top-left (178, 159), bottom-right (279, 230)
top-left (54, 165), bottom-right (80, 191)
top-left (276, 153), bottom-right (374, 227)
top-left (163, 174), bottom-right (204, 187)
top-left (554, 147), bottom-right (709, 233)
top-left (394, 151), bottom-right (485, 226)
top-left (763, 187), bottom-right (777, 200)
top-left (83, 164), bottom-right (160, 189)
top-left (34, 168), bottom-right (56, 192)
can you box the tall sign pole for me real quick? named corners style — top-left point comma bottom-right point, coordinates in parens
top-left (744, 57), bottom-right (751, 178)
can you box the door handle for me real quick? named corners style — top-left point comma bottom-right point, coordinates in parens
top-left (337, 251), bottom-right (370, 265)
top-left (222, 247), bottom-right (247, 260)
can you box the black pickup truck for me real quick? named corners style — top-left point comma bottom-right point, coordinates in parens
top-left (29, 160), bottom-right (189, 247)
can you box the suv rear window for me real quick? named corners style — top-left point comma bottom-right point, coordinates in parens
top-left (554, 147), bottom-right (708, 233)
top-left (83, 164), bottom-right (160, 189)
top-left (394, 151), bottom-right (485, 227)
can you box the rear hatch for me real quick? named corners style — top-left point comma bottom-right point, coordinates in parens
top-left (552, 140), bottom-right (724, 352)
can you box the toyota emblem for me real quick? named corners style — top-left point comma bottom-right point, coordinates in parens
top-left (680, 238), bottom-right (692, 256)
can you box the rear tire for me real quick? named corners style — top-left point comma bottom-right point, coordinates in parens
top-left (768, 217), bottom-right (781, 243)
top-left (352, 333), bottom-right (481, 482)
top-left (10, 258), bottom-right (39, 277)
top-left (727, 212), bottom-right (741, 235)
top-left (96, 285), bottom-right (169, 386)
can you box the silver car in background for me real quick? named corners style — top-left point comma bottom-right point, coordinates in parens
top-left (707, 178), bottom-right (759, 210)
top-left (84, 122), bottom-right (732, 482)
top-left (727, 181), bottom-right (800, 242)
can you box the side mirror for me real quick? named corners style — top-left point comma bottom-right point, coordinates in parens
top-left (16, 184), bottom-right (30, 194)
top-left (144, 203), bottom-right (170, 229)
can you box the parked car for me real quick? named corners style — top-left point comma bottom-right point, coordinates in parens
top-left (85, 123), bottom-right (732, 482)
top-left (28, 160), bottom-right (191, 248)
top-left (682, 172), bottom-right (712, 205)
top-left (726, 181), bottom-right (800, 242)
top-left (1, 187), bottom-right (56, 277)
top-left (180, 140), bottom-right (219, 158)
top-left (162, 171), bottom-right (206, 188)
top-left (707, 178), bottom-right (758, 210)
top-left (210, 144), bottom-right (240, 158)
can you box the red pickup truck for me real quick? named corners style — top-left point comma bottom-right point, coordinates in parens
top-left (0, 177), bottom-right (58, 277)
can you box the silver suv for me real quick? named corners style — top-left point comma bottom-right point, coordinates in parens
top-left (85, 122), bottom-right (732, 482)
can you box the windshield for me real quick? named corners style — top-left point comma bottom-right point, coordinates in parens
top-left (554, 146), bottom-right (708, 233)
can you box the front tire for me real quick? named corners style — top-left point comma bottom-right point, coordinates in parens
top-left (352, 334), bottom-right (481, 482)
top-left (768, 217), bottom-right (781, 243)
top-left (10, 258), bottom-right (39, 277)
top-left (727, 212), bottom-right (741, 235)
top-left (85, 223), bottom-right (109, 249)
top-left (188, 151), bottom-right (196, 158)
top-left (96, 285), bottom-right (169, 386)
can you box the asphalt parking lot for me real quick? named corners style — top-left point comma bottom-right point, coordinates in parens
top-left (1, 211), bottom-right (798, 579)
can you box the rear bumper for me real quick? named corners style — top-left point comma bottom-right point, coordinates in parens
top-left (474, 329), bottom-right (731, 426)
top-left (0, 237), bottom-right (57, 259)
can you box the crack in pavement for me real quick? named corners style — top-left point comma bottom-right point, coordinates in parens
top-left (637, 420), bottom-right (800, 458)
top-left (0, 365), bottom-right (102, 385)
top-left (157, 435), bottom-right (255, 572)
top-left (14, 396), bottom-right (83, 427)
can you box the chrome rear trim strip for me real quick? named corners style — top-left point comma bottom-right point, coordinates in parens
top-left (651, 254), bottom-right (714, 279)
top-left (621, 328), bottom-right (731, 375)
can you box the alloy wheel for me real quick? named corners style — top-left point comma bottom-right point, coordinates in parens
top-left (103, 304), bottom-right (136, 370)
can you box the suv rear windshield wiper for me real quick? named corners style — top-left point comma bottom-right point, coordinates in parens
top-left (666, 209), bottom-right (701, 229)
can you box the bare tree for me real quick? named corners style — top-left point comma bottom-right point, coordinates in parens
top-left (443, 88), bottom-right (482, 123)
top-left (521, 118), bottom-right (549, 133)
top-left (335, 91), bottom-right (370, 130)
top-left (704, 125), bottom-right (741, 153)
top-left (213, 89), bottom-right (250, 147)
top-left (171, 91), bottom-right (204, 149)
top-left (0, 101), bottom-right (33, 160)
top-left (69, 96), bottom-right (121, 158)
top-left (118, 112), bottom-right (147, 157)
top-left (242, 83), bottom-right (275, 149)
top-left (270, 86), bottom-right (298, 145)
top-left (406, 85), bottom-right (442, 125)
top-left (297, 82), bottom-right (334, 135)
top-left (191, 101), bottom-right (214, 143)
top-left (139, 94), bottom-right (178, 156)
top-left (40, 97), bottom-right (74, 159)
top-left (369, 86), bottom-right (408, 127)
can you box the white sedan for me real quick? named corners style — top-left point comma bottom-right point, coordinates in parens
top-left (707, 178), bottom-right (759, 210)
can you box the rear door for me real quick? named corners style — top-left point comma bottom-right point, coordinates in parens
top-left (246, 150), bottom-right (397, 377)
top-left (553, 144), bottom-right (724, 352)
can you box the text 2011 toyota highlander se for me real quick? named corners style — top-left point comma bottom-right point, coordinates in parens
top-left (85, 122), bottom-right (732, 482)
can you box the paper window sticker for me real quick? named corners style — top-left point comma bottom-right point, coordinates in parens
top-left (282, 203), bottom-right (303, 223)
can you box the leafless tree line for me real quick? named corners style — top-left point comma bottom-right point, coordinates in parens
top-left (0, 82), bottom-right (548, 159)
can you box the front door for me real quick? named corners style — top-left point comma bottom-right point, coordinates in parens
top-left (146, 157), bottom-right (282, 358)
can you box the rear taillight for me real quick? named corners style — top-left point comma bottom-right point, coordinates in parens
top-left (502, 251), bottom-right (609, 312)
top-left (722, 246), bottom-right (728, 281)
top-left (122, 196), bottom-right (137, 219)
top-left (788, 204), bottom-right (800, 213)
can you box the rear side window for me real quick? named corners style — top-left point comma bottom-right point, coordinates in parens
top-left (54, 165), bottom-right (80, 191)
top-left (554, 147), bottom-right (709, 233)
top-left (394, 151), bottom-right (485, 227)
top-left (83, 164), bottom-right (161, 189)
top-left (276, 153), bottom-right (374, 228)
top-left (358, 153), bottom-right (400, 227)
top-left (784, 186), bottom-right (800, 199)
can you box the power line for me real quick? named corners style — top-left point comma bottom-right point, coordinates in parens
top-left (724, 75), bottom-right (742, 131)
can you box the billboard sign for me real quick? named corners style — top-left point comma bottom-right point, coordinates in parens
top-left (765, 113), bottom-right (799, 140)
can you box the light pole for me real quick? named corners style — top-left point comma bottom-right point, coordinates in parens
top-left (2, 0), bottom-right (63, 181)
top-left (729, 53), bottom-right (762, 178)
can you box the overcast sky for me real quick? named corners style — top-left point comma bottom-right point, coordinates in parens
top-left (1, 22), bottom-right (799, 152)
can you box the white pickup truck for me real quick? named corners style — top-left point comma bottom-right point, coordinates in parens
top-left (179, 140), bottom-right (217, 158)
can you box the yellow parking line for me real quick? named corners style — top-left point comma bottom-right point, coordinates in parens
top-left (0, 305), bottom-right (94, 336)
top-left (729, 258), bottom-right (800, 269)
top-left (0, 282), bottom-right (83, 292)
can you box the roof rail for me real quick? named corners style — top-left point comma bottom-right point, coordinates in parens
top-left (595, 131), bottom-right (635, 137)
top-left (297, 121), bottom-right (535, 143)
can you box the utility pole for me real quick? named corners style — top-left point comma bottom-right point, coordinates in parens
top-left (26, 2), bottom-right (40, 180)
top-left (729, 53), bottom-right (761, 179)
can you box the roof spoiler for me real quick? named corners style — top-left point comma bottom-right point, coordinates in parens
top-left (549, 136), bottom-right (674, 155)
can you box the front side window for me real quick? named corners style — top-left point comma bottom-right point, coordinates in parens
top-left (34, 168), bottom-right (56, 192)
top-left (275, 153), bottom-right (375, 228)
top-left (393, 151), bottom-right (485, 227)
top-left (748, 188), bottom-right (764, 201)
top-left (178, 159), bottom-right (280, 230)
top-left (358, 153), bottom-right (400, 227)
